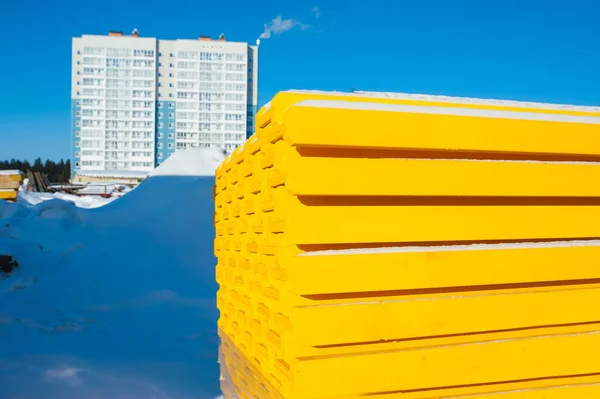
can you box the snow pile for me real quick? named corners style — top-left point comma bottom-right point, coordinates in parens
top-left (150, 147), bottom-right (227, 177)
top-left (0, 174), bottom-right (221, 398)
top-left (15, 148), bottom-right (226, 211)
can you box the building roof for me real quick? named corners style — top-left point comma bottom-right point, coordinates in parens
top-left (74, 170), bottom-right (148, 179)
top-left (0, 170), bottom-right (22, 176)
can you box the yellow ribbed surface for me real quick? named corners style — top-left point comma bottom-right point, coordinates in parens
top-left (215, 91), bottom-right (600, 399)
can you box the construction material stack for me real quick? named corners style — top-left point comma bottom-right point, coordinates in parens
top-left (214, 90), bottom-right (600, 399)
top-left (0, 170), bottom-right (22, 202)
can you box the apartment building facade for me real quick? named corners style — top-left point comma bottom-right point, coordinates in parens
top-left (71, 30), bottom-right (258, 175)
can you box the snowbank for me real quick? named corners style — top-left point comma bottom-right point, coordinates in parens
top-left (15, 147), bottom-right (226, 211)
top-left (150, 147), bottom-right (227, 177)
top-left (0, 175), bottom-right (220, 398)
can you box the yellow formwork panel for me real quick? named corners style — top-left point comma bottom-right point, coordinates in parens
top-left (0, 190), bottom-right (17, 200)
top-left (446, 383), bottom-right (600, 399)
top-left (0, 173), bottom-right (22, 183)
top-left (286, 285), bottom-right (600, 349)
top-left (0, 181), bottom-right (20, 190)
top-left (283, 243), bottom-right (600, 295)
top-left (282, 155), bottom-right (600, 197)
top-left (281, 105), bottom-right (600, 157)
top-left (269, 321), bottom-right (600, 361)
top-left (258, 91), bottom-right (600, 157)
top-left (292, 328), bottom-right (600, 398)
top-left (284, 204), bottom-right (600, 245)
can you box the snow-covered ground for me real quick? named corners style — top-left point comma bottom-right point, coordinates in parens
top-left (0, 148), bottom-right (226, 398)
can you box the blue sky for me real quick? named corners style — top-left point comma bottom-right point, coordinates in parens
top-left (1, 0), bottom-right (599, 161)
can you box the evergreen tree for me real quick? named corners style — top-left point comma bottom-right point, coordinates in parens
top-left (32, 158), bottom-right (43, 172)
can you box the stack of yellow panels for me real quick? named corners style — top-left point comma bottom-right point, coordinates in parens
top-left (0, 170), bottom-right (22, 202)
top-left (215, 90), bottom-right (600, 399)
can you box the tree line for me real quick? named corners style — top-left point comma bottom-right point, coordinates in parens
top-left (0, 158), bottom-right (71, 183)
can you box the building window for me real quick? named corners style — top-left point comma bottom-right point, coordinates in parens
top-left (170, 53), bottom-right (173, 57)
top-left (158, 152), bottom-right (163, 159)
top-left (76, 121), bottom-right (81, 127)
top-left (168, 113), bottom-right (174, 119)
top-left (169, 73), bottom-right (173, 77)
top-left (158, 82), bottom-right (161, 87)
top-left (76, 101), bottom-right (81, 107)
top-left (158, 102), bottom-right (164, 108)
top-left (169, 63), bottom-right (173, 67)
top-left (157, 143), bottom-right (163, 149)
top-left (169, 83), bottom-right (173, 88)
top-left (158, 122), bottom-right (163, 128)
top-left (76, 162), bottom-right (80, 167)
top-left (75, 130), bottom-right (80, 137)
top-left (76, 141), bottom-right (80, 148)
top-left (168, 143), bottom-right (174, 149)
top-left (169, 93), bottom-right (173, 98)
top-left (169, 103), bottom-right (175, 109)
top-left (158, 93), bottom-right (162, 97)
top-left (158, 52), bottom-right (162, 57)
top-left (158, 72), bottom-right (162, 77)
top-left (76, 111), bottom-right (81, 117)
top-left (158, 132), bottom-right (163, 139)
top-left (75, 151), bottom-right (80, 157)
top-left (168, 123), bottom-right (174, 129)
top-left (168, 133), bottom-right (174, 139)
top-left (159, 63), bottom-right (163, 67)
top-left (158, 112), bottom-right (164, 118)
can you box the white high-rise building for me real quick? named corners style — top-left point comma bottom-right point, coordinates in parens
top-left (71, 30), bottom-right (258, 177)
